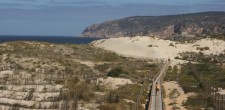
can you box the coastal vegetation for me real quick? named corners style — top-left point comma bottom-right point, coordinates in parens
top-left (165, 52), bottom-right (225, 109)
top-left (0, 41), bottom-right (160, 110)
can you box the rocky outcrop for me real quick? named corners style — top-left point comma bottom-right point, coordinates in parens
top-left (81, 11), bottom-right (225, 38)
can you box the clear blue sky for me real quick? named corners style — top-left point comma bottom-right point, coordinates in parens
top-left (0, 0), bottom-right (224, 36)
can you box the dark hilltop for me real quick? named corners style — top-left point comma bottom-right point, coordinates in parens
top-left (81, 11), bottom-right (225, 39)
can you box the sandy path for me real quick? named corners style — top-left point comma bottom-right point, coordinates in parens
top-left (163, 81), bottom-right (188, 110)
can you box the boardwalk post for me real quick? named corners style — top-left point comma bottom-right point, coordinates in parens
top-left (219, 93), bottom-right (221, 110)
top-left (209, 81), bottom-right (211, 98)
top-left (208, 81), bottom-right (210, 97)
top-left (222, 95), bottom-right (224, 110)
top-left (215, 93), bottom-right (217, 110)
top-left (212, 86), bottom-right (216, 107)
top-left (214, 87), bottom-right (217, 107)
top-left (205, 81), bottom-right (207, 96)
top-left (209, 82), bottom-right (212, 99)
top-left (216, 93), bottom-right (218, 110)
top-left (219, 94), bottom-right (222, 110)
top-left (218, 94), bottom-right (221, 110)
top-left (221, 95), bottom-right (224, 110)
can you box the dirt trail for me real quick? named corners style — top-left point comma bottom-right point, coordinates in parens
top-left (163, 81), bottom-right (188, 110)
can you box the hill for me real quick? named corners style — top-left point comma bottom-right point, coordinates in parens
top-left (81, 11), bottom-right (225, 38)
top-left (0, 41), bottom-right (159, 110)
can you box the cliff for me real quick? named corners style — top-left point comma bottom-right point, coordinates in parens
top-left (81, 11), bottom-right (225, 38)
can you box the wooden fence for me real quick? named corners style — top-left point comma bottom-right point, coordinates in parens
top-left (189, 62), bottom-right (225, 110)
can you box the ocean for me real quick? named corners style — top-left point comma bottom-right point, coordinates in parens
top-left (0, 35), bottom-right (102, 44)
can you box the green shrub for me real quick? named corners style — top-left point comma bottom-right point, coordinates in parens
top-left (55, 79), bottom-right (65, 84)
top-left (148, 45), bottom-right (153, 47)
top-left (112, 84), bottom-right (146, 105)
top-left (196, 47), bottom-right (210, 51)
top-left (107, 66), bottom-right (128, 77)
top-left (174, 56), bottom-right (180, 59)
top-left (169, 43), bottom-right (175, 47)
top-left (145, 64), bottom-right (157, 67)
top-left (94, 63), bottom-right (111, 73)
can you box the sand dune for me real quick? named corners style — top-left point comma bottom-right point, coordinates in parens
top-left (93, 36), bottom-right (225, 61)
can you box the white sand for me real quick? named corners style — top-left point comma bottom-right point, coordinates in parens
top-left (93, 36), bottom-right (225, 63)
top-left (97, 77), bottom-right (133, 89)
top-left (0, 70), bottom-right (14, 78)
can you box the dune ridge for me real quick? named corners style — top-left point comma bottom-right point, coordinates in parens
top-left (93, 36), bottom-right (225, 61)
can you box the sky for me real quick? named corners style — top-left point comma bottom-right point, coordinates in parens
top-left (0, 0), bottom-right (225, 36)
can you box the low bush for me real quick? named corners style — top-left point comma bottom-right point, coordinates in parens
top-left (107, 66), bottom-right (128, 77)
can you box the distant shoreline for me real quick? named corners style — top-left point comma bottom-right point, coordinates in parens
top-left (0, 35), bottom-right (102, 44)
top-left (0, 35), bottom-right (102, 38)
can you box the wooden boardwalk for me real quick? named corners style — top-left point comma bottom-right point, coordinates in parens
top-left (148, 61), bottom-right (169, 110)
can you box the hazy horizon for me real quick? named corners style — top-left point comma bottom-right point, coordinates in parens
top-left (0, 0), bottom-right (225, 36)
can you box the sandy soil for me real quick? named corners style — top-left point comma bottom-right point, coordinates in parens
top-left (163, 81), bottom-right (188, 110)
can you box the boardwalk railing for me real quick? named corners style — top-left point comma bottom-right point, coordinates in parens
top-left (148, 61), bottom-right (170, 110)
